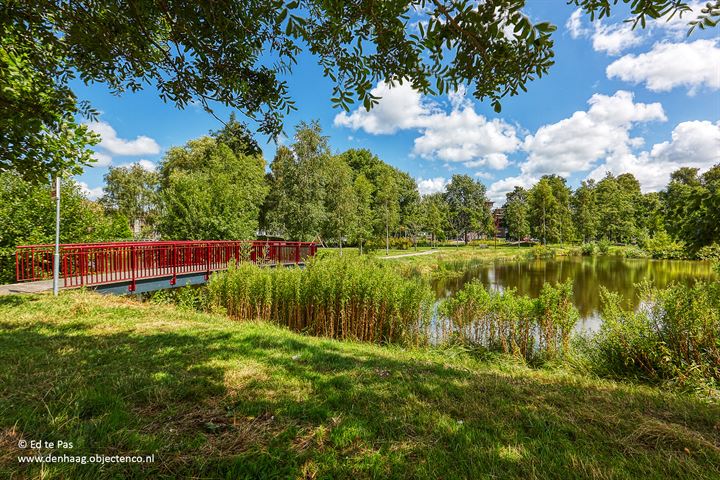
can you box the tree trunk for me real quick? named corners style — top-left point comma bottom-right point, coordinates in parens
top-left (386, 222), bottom-right (389, 256)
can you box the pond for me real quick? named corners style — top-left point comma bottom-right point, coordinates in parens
top-left (431, 256), bottom-right (718, 332)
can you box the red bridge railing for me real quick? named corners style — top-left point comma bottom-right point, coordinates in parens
top-left (16, 240), bottom-right (317, 291)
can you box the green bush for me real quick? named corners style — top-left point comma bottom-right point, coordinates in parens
top-left (621, 245), bottom-right (649, 259)
top-left (597, 239), bottom-right (611, 255)
top-left (645, 230), bottom-right (686, 259)
top-left (440, 280), bottom-right (578, 361)
top-left (580, 242), bottom-right (597, 256)
top-left (697, 243), bottom-right (720, 261)
top-left (591, 282), bottom-right (720, 385)
top-left (526, 245), bottom-right (556, 259)
top-left (208, 256), bottom-right (433, 345)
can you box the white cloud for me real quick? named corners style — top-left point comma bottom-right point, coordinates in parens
top-left (566, 9), bottom-right (587, 39)
top-left (565, 9), bottom-right (641, 55)
top-left (591, 21), bottom-right (643, 55)
top-left (90, 151), bottom-right (112, 167)
top-left (606, 39), bottom-right (720, 94)
top-left (487, 173), bottom-right (537, 204)
top-left (334, 82), bottom-right (433, 134)
top-left (652, 1), bottom-right (706, 37)
top-left (588, 120), bottom-right (720, 190)
top-left (521, 91), bottom-right (666, 177)
top-left (335, 82), bottom-right (520, 169)
top-left (87, 121), bottom-right (161, 156)
top-left (115, 159), bottom-right (157, 172)
top-left (79, 182), bottom-right (104, 200)
top-left (567, 3), bottom-right (707, 54)
top-left (417, 177), bottom-right (449, 195)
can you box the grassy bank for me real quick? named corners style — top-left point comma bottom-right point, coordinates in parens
top-left (1, 292), bottom-right (719, 479)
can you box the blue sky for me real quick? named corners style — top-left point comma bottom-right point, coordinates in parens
top-left (74, 2), bottom-right (720, 203)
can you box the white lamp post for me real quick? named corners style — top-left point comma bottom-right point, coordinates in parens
top-left (53, 175), bottom-right (60, 296)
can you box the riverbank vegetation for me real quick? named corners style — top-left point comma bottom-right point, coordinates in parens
top-left (2, 291), bottom-right (719, 479)
top-left (161, 254), bottom-right (719, 393)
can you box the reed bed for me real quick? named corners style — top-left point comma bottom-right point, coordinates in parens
top-left (207, 256), bottom-right (434, 345)
top-left (439, 280), bottom-right (579, 361)
top-left (592, 280), bottom-right (720, 384)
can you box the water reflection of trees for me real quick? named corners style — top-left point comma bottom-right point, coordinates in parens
top-left (432, 257), bottom-right (718, 322)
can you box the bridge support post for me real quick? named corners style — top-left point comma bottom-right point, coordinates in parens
top-left (205, 243), bottom-right (210, 280)
top-left (129, 245), bottom-right (136, 293)
top-left (171, 243), bottom-right (177, 286)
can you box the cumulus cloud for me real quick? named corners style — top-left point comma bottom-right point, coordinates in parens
top-left (417, 177), bottom-right (449, 195)
top-left (87, 121), bottom-right (161, 156)
top-left (115, 159), bottom-right (158, 172)
top-left (566, 9), bottom-right (587, 39)
top-left (90, 151), bottom-right (112, 167)
top-left (606, 39), bottom-right (720, 94)
top-left (79, 182), bottom-right (104, 200)
top-left (334, 82), bottom-right (520, 169)
top-left (521, 90), bottom-right (666, 177)
top-left (591, 21), bottom-right (643, 55)
top-left (588, 120), bottom-right (720, 190)
top-left (566, 3), bottom-right (706, 54)
top-left (487, 173), bottom-right (537, 204)
top-left (565, 9), bottom-right (641, 55)
top-left (334, 82), bottom-right (433, 135)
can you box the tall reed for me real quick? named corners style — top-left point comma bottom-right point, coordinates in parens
top-left (593, 280), bottom-right (720, 384)
top-left (440, 280), bottom-right (579, 361)
top-left (207, 256), bottom-right (434, 345)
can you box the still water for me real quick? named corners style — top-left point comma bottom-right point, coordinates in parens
top-left (431, 256), bottom-right (718, 332)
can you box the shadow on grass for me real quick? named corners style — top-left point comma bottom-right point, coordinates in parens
top-left (0, 318), bottom-right (718, 480)
top-left (0, 295), bottom-right (36, 308)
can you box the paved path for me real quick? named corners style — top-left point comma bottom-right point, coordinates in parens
top-left (379, 249), bottom-right (440, 259)
top-left (0, 280), bottom-right (53, 296)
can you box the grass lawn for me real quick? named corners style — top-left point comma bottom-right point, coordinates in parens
top-left (1, 292), bottom-right (718, 479)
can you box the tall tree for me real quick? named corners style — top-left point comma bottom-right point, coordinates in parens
top-left (352, 174), bottom-right (375, 254)
top-left (529, 178), bottom-right (557, 245)
top-left (265, 121), bottom-right (329, 241)
top-left (669, 164), bottom-right (720, 252)
top-left (158, 139), bottom-right (267, 240)
top-left (596, 173), bottom-right (636, 243)
top-left (375, 169), bottom-right (400, 255)
top-left (663, 167), bottom-right (701, 239)
top-left (571, 180), bottom-right (598, 243)
top-left (422, 193), bottom-right (450, 247)
top-left (444, 174), bottom-right (492, 244)
top-left (101, 164), bottom-right (159, 238)
top-left (544, 175), bottom-right (573, 245)
top-left (323, 156), bottom-right (357, 254)
top-left (503, 186), bottom-right (530, 241)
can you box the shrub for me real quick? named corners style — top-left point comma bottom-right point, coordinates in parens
top-left (645, 230), bottom-right (686, 259)
top-left (390, 236), bottom-right (413, 250)
top-left (591, 282), bottom-right (720, 385)
top-left (207, 256), bottom-right (433, 345)
top-left (440, 280), bottom-right (579, 361)
top-left (622, 245), bottom-right (649, 259)
top-left (697, 243), bottom-right (720, 261)
top-left (527, 245), bottom-right (556, 259)
top-left (580, 242), bottom-right (597, 256)
top-left (597, 239), bottom-right (611, 255)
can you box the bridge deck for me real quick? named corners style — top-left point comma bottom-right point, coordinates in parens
top-left (11, 240), bottom-right (317, 295)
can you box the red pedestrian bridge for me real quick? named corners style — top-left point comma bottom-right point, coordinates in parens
top-left (14, 240), bottom-right (317, 295)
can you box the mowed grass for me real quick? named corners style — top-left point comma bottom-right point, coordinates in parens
top-left (1, 292), bottom-right (719, 479)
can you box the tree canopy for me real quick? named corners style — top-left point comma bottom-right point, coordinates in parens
top-left (4, 0), bottom-right (716, 180)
